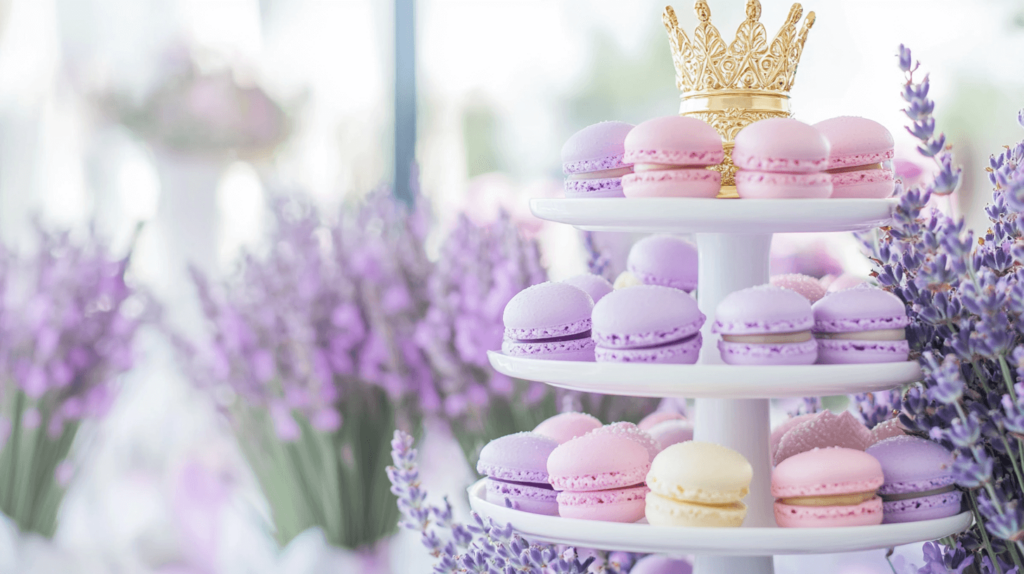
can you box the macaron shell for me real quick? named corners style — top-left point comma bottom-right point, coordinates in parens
top-left (638, 411), bottom-right (687, 432)
top-left (534, 412), bottom-right (603, 444)
top-left (866, 436), bottom-right (956, 496)
top-left (596, 333), bottom-right (701, 364)
top-left (814, 116), bottom-right (895, 170)
top-left (477, 432), bottom-right (559, 483)
top-left (770, 412), bottom-right (818, 462)
top-left (712, 285), bottom-right (814, 335)
top-left (647, 419), bottom-right (694, 451)
top-left (647, 441), bottom-right (753, 506)
top-left (828, 168), bottom-right (895, 199)
top-left (645, 492), bottom-right (747, 527)
top-left (627, 235), bottom-right (699, 293)
top-left (630, 555), bottom-right (693, 574)
top-left (774, 496), bottom-right (883, 527)
top-left (557, 485), bottom-right (649, 522)
top-left (717, 338), bottom-right (818, 366)
top-left (733, 118), bottom-right (830, 173)
top-left (771, 448), bottom-right (884, 499)
top-left (562, 121), bottom-right (634, 174)
top-left (772, 410), bottom-right (874, 466)
top-left (501, 337), bottom-right (596, 361)
top-left (548, 432), bottom-right (651, 492)
top-left (882, 490), bottom-right (962, 524)
top-left (735, 171), bottom-right (833, 199)
top-left (503, 282), bottom-right (594, 340)
top-left (623, 116), bottom-right (725, 166)
top-left (870, 419), bottom-right (906, 444)
top-left (565, 176), bottom-right (627, 198)
top-left (812, 286), bottom-right (909, 333)
top-left (561, 274), bottom-right (615, 305)
top-left (622, 169), bottom-right (721, 198)
top-left (486, 478), bottom-right (559, 516)
top-left (815, 338), bottom-right (909, 364)
top-left (770, 274), bottom-right (827, 303)
top-left (588, 422), bottom-right (661, 462)
top-left (593, 285), bottom-right (705, 349)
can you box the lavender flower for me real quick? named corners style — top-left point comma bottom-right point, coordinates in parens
top-left (857, 45), bottom-right (1024, 571)
top-left (0, 221), bottom-right (150, 537)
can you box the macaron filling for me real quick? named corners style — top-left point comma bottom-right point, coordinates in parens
top-left (633, 163), bottom-right (712, 173)
top-left (779, 491), bottom-right (877, 507)
top-left (508, 330), bottom-right (592, 345)
top-left (721, 330), bottom-right (813, 344)
top-left (826, 162), bottom-right (884, 175)
top-left (816, 328), bottom-right (905, 341)
top-left (568, 166), bottom-right (634, 180)
top-left (505, 318), bottom-right (592, 342)
top-left (879, 484), bottom-right (956, 503)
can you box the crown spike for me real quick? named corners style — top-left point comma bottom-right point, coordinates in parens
top-left (694, 0), bottom-right (711, 23)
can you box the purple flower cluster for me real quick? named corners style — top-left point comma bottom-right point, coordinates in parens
top-left (0, 221), bottom-right (150, 537)
top-left (860, 45), bottom-right (1024, 573)
top-left (388, 430), bottom-right (612, 574)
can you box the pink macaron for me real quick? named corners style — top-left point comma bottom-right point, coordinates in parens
top-left (547, 431), bottom-right (650, 522)
top-left (733, 118), bottom-right (832, 199)
top-left (621, 116), bottom-right (723, 198)
top-left (814, 116), bottom-right (896, 199)
top-left (771, 273), bottom-right (827, 303)
top-left (638, 410), bottom-right (687, 432)
top-left (562, 121), bottom-right (634, 198)
top-left (534, 412), bottom-right (603, 444)
top-left (772, 447), bottom-right (885, 527)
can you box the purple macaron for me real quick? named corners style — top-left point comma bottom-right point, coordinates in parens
top-left (592, 285), bottom-right (705, 364)
top-left (712, 285), bottom-right (818, 365)
top-left (866, 435), bottom-right (962, 524)
top-left (630, 556), bottom-right (693, 574)
top-left (561, 121), bottom-right (634, 198)
top-left (812, 286), bottom-right (910, 364)
top-left (627, 235), bottom-right (698, 293)
top-left (502, 282), bottom-right (596, 361)
top-left (561, 273), bottom-right (614, 304)
top-left (477, 432), bottom-right (559, 515)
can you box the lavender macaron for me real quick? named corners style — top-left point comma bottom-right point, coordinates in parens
top-left (562, 273), bottom-right (614, 304)
top-left (812, 286), bottom-right (910, 364)
top-left (866, 435), bottom-right (962, 524)
top-left (477, 432), bottom-right (559, 515)
top-left (562, 121), bottom-right (634, 198)
top-left (592, 285), bottom-right (705, 364)
top-left (627, 235), bottom-right (698, 293)
top-left (712, 285), bottom-right (817, 365)
top-left (502, 282), bottom-right (596, 361)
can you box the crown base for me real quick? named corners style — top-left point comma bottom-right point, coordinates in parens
top-left (679, 91), bottom-right (791, 115)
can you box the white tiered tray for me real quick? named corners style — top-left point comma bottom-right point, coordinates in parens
top-left (468, 480), bottom-right (972, 556)
top-left (487, 352), bottom-right (922, 398)
top-left (530, 197), bottom-right (897, 234)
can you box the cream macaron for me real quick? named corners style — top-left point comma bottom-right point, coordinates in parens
top-left (645, 441), bottom-right (753, 527)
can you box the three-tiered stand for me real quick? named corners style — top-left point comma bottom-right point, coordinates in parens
top-left (468, 197), bottom-right (973, 574)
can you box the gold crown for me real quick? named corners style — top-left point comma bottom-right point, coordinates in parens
top-left (663, 1), bottom-right (816, 196)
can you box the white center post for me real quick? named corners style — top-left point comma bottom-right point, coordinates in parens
top-left (692, 232), bottom-right (775, 574)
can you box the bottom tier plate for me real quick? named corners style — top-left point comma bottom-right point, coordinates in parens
top-left (468, 480), bottom-right (972, 556)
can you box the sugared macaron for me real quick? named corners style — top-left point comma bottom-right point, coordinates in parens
top-left (712, 285), bottom-right (817, 365)
top-left (534, 412), bottom-right (602, 444)
top-left (733, 118), bottom-right (832, 199)
top-left (647, 419), bottom-right (694, 452)
top-left (630, 556), bottom-right (693, 574)
top-left (770, 410), bottom-right (873, 466)
top-left (770, 273), bottom-right (826, 303)
top-left (593, 285), bottom-right (705, 364)
top-left (638, 410), bottom-right (687, 432)
top-left (822, 273), bottom-right (869, 294)
top-left (812, 286), bottom-right (909, 364)
top-left (866, 436), bottom-right (962, 524)
top-left (477, 432), bottom-right (559, 515)
top-left (547, 432), bottom-right (650, 522)
top-left (562, 273), bottom-right (614, 304)
top-left (814, 116), bottom-right (896, 199)
top-left (621, 116), bottom-right (723, 198)
top-left (627, 235), bottom-right (699, 292)
top-left (502, 282), bottom-right (596, 361)
top-left (589, 421), bottom-right (661, 462)
top-left (870, 418), bottom-right (906, 444)
top-left (646, 441), bottom-right (753, 527)
top-left (561, 121), bottom-right (634, 198)
top-left (772, 447), bottom-right (884, 527)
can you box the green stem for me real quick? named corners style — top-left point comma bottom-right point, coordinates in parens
top-left (1007, 540), bottom-right (1024, 574)
top-left (3, 392), bottom-right (25, 519)
top-left (997, 434), bottom-right (1024, 495)
top-left (998, 356), bottom-right (1019, 402)
top-left (971, 360), bottom-right (994, 395)
top-left (969, 489), bottom-right (1003, 574)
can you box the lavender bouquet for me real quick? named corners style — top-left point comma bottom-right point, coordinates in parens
top-left (416, 215), bottom-right (658, 467)
top-left (180, 191), bottom-right (433, 551)
top-left (858, 45), bottom-right (1024, 573)
top-left (0, 222), bottom-right (149, 537)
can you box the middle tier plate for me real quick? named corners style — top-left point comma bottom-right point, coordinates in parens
top-left (487, 351), bottom-right (922, 398)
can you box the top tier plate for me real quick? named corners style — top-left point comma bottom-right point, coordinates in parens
top-left (530, 198), bottom-right (897, 234)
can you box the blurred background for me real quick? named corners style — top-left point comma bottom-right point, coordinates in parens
top-left (0, 0), bottom-right (1021, 573)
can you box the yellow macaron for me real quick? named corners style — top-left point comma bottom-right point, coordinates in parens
top-left (645, 441), bottom-right (753, 527)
